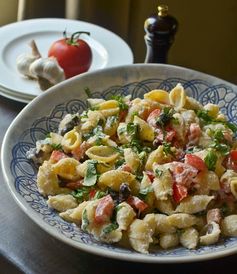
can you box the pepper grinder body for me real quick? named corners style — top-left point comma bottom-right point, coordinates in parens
top-left (144, 5), bottom-right (178, 64)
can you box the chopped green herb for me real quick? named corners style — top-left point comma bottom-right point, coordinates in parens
top-left (72, 187), bottom-right (91, 202)
top-left (115, 158), bottom-right (125, 169)
top-left (225, 121), bottom-right (237, 133)
top-left (94, 190), bottom-right (107, 199)
top-left (162, 142), bottom-right (173, 155)
top-left (155, 169), bottom-right (163, 177)
top-left (45, 133), bottom-right (51, 138)
top-left (83, 160), bottom-right (98, 186)
top-left (84, 87), bottom-right (92, 97)
top-left (115, 205), bottom-right (123, 213)
top-left (112, 146), bottom-right (124, 155)
top-left (210, 142), bottom-right (230, 156)
top-left (81, 209), bottom-right (89, 231)
top-left (139, 185), bottom-right (153, 195)
top-left (196, 109), bottom-right (213, 123)
top-left (127, 122), bottom-right (139, 137)
top-left (80, 110), bottom-right (88, 119)
top-left (204, 150), bottom-right (217, 171)
top-left (138, 151), bottom-right (147, 164)
top-left (156, 107), bottom-right (175, 127)
top-left (209, 129), bottom-right (231, 156)
top-left (102, 222), bottom-right (119, 234)
top-left (136, 174), bottom-right (144, 181)
top-left (51, 143), bottom-right (63, 151)
top-left (111, 95), bottom-right (129, 111)
top-left (131, 111), bottom-right (139, 120)
top-left (197, 110), bottom-right (237, 134)
top-left (106, 115), bottom-right (118, 127)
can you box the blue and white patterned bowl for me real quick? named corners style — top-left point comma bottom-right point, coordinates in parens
top-left (2, 64), bottom-right (237, 263)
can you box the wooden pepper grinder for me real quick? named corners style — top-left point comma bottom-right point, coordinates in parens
top-left (144, 4), bottom-right (178, 63)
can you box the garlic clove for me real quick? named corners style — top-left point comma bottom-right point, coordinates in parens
top-left (29, 57), bottom-right (65, 90)
top-left (16, 53), bottom-right (39, 79)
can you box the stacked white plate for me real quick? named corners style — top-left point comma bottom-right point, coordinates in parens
top-left (0, 18), bottom-right (133, 103)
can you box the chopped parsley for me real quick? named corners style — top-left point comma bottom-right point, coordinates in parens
top-left (162, 142), bottom-right (173, 155)
top-left (154, 168), bottom-right (163, 177)
top-left (84, 87), bottom-right (92, 97)
top-left (209, 129), bottom-right (231, 156)
top-left (72, 187), bottom-right (91, 202)
top-left (114, 158), bottom-right (125, 169)
top-left (51, 143), bottom-right (63, 151)
top-left (139, 185), bottom-right (153, 195)
top-left (196, 109), bottom-right (237, 133)
top-left (204, 150), bottom-right (217, 171)
top-left (94, 190), bottom-right (107, 199)
top-left (102, 222), bottom-right (119, 234)
top-left (111, 95), bottom-right (129, 111)
top-left (126, 122), bottom-right (143, 153)
top-left (156, 107), bottom-right (175, 127)
top-left (83, 160), bottom-right (98, 186)
top-left (106, 115), bottom-right (118, 127)
top-left (81, 209), bottom-right (89, 231)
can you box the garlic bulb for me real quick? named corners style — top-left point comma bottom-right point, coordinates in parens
top-left (16, 40), bottom-right (41, 78)
top-left (16, 40), bottom-right (65, 91)
top-left (29, 57), bottom-right (65, 90)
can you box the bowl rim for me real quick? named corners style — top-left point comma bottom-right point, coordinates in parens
top-left (2, 63), bottom-right (237, 263)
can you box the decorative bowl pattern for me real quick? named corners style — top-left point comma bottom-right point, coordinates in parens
top-left (2, 64), bottom-right (237, 263)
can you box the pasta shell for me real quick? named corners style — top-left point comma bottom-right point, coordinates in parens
top-left (37, 161), bottom-right (70, 196)
top-left (144, 89), bottom-right (170, 104)
top-left (87, 98), bottom-right (105, 107)
top-left (98, 100), bottom-right (119, 110)
top-left (133, 116), bottom-right (154, 141)
top-left (175, 195), bottom-right (214, 214)
top-left (98, 170), bottom-right (139, 194)
top-left (100, 108), bottom-right (120, 117)
top-left (97, 100), bottom-right (120, 118)
top-left (124, 148), bottom-right (141, 173)
top-left (204, 103), bottom-right (219, 118)
top-left (230, 177), bottom-right (237, 199)
top-left (180, 227), bottom-right (199, 249)
top-left (85, 145), bottom-right (119, 163)
top-left (62, 128), bottom-right (82, 152)
top-left (128, 219), bottom-right (153, 254)
top-left (169, 83), bottom-right (186, 109)
top-left (52, 158), bottom-right (80, 180)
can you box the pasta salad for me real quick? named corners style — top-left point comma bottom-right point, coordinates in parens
top-left (27, 84), bottom-right (237, 253)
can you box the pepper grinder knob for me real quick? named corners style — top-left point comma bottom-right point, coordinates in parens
top-left (144, 4), bottom-right (178, 64)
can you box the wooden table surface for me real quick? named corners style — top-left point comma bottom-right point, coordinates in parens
top-left (0, 94), bottom-right (237, 274)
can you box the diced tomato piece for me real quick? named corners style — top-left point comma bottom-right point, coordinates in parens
top-left (184, 154), bottom-right (207, 171)
top-left (50, 150), bottom-right (67, 163)
top-left (127, 196), bottom-right (148, 212)
top-left (72, 141), bottom-right (90, 161)
top-left (173, 182), bottom-right (188, 203)
top-left (145, 171), bottom-right (155, 182)
top-left (171, 162), bottom-right (198, 188)
top-left (147, 108), bottom-right (161, 127)
top-left (65, 180), bottom-right (83, 190)
top-left (89, 188), bottom-right (97, 200)
top-left (121, 164), bottom-right (132, 173)
top-left (230, 150), bottom-right (237, 162)
top-left (94, 195), bottom-right (114, 224)
top-left (119, 110), bottom-right (128, 122)
top-left (165, 127), bottom-right (176, 142)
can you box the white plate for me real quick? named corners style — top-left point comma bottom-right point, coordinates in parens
top-left (0, 18), bottom-right (133, 102)
top-left (2, 64), bottom-right (237, 263)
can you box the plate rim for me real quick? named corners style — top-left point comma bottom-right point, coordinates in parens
top-left (0, 17), bottom-right (133, 101)
top-left (2, 63), bottom-right (237, 263)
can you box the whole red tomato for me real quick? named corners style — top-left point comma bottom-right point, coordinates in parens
top-left (48, 31), bottom-right (92, 79)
